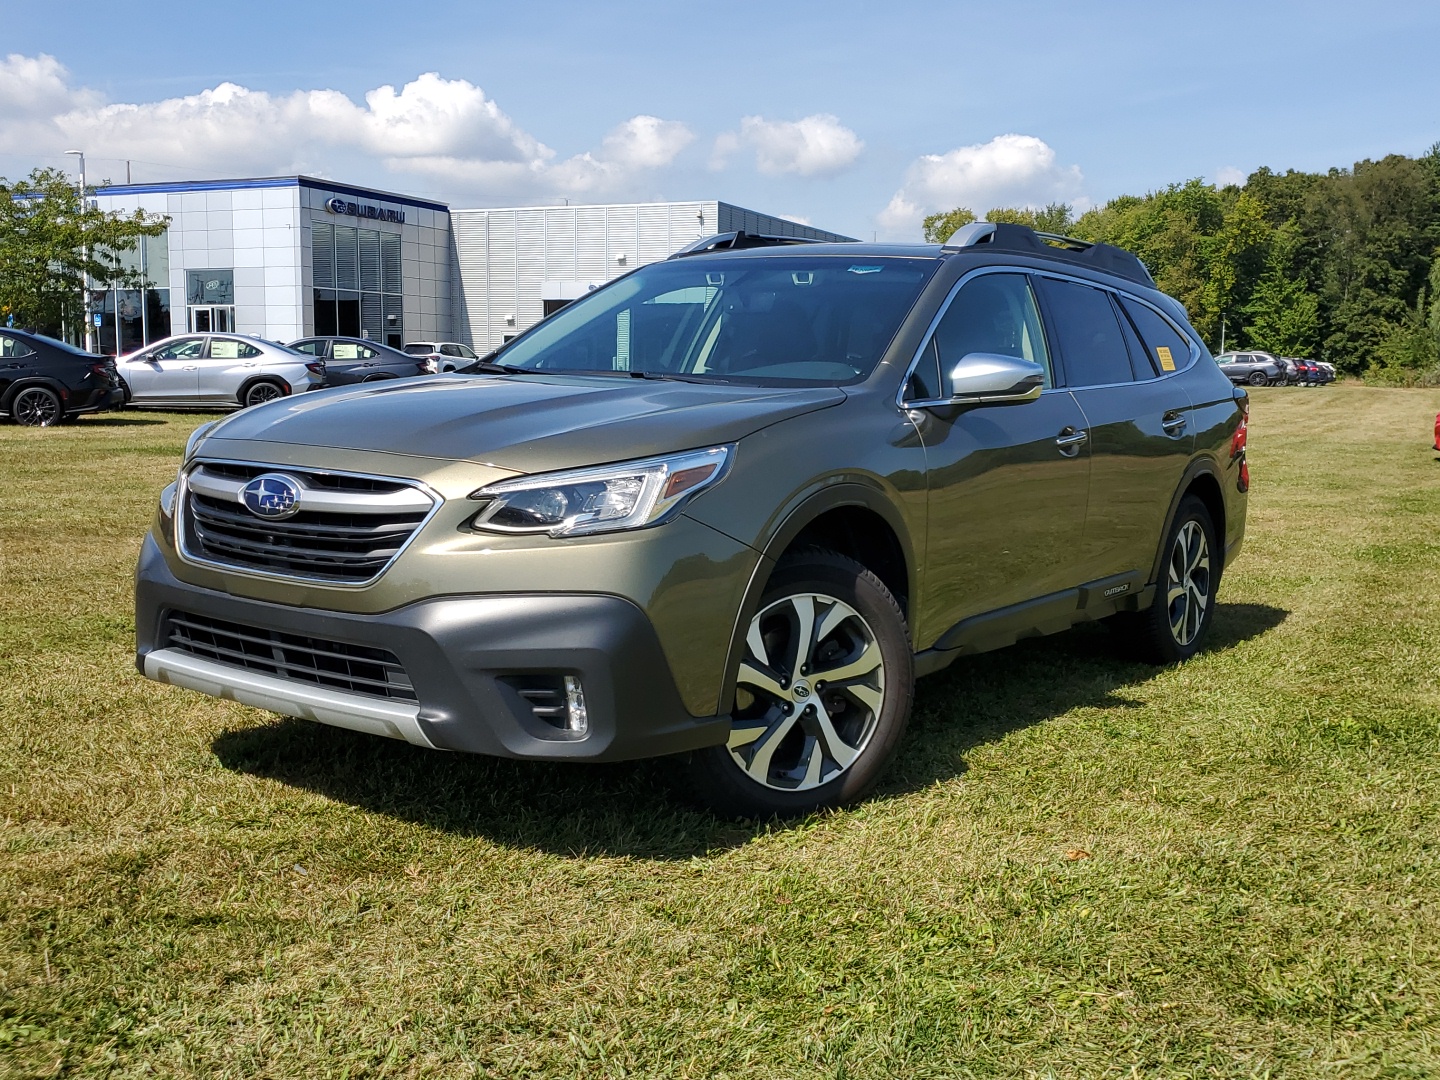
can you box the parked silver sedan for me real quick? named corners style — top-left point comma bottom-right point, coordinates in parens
top-left (118, 335), bottom-right (324, 409)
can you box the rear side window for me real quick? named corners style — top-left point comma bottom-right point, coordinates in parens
top-left (0, 333), bottom-right (36, 358)
top-left (1119, 297), bottom-right (1191, 375)
top-left (290, 340), bottom-right (323, 356)
top-left (402, 343), bottom-right (431, 355)
top-left (1036, 277), bottom-right (1132, 387)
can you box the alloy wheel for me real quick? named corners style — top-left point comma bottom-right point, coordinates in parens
top-left (245, 383), bottom-right (283, 407)
top-left (727, 592), bottom-right (885, 792)
top-left (1166, 520), bottom-right (1211, 647)
top-left (13, 387), bottom-right (61, 427)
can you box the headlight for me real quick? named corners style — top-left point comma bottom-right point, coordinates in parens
top-left (183, 420), bottom-right (219, 463)
top-left (467, 446), bottom-right (732, 537)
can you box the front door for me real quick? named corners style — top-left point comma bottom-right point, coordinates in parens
top-left (126, 336), bottom-right (205, 402)
top-left (909, 271), bottom-right (1091, 646)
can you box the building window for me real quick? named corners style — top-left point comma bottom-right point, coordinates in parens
top-left (313, 221), bottom-right (403, 346)
top-left (186, 269), bottom-right (235, 334)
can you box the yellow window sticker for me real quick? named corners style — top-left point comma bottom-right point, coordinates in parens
top-left (1156, 346), bottom-right (1176, 371)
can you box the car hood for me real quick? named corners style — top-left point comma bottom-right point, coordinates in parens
top-left (202, 374), bottom-right (846, 473)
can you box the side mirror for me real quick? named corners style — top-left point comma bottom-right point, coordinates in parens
top-left (942, 353), bottom-right (1045, 406)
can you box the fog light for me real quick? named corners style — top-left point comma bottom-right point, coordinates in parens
top-left (563, 676), bottom-right (588, 734)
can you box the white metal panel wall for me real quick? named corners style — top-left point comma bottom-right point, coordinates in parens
top-left (450, 201), bottom-right (852, 350)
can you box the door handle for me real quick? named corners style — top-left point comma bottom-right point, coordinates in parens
top-left (1162, 411), bottom-right (1188, 435)
top-left (1055, 427), bottom-right (1088, 457)
top-left (182, 365), bottom-right (199, 371)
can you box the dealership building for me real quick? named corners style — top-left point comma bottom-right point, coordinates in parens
top-left (86, 176), bottom-right (852, 354)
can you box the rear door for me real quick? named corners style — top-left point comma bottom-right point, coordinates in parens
top-left (909, 270), bottom-right (1091, 641)
top-left (1035, 276), bottom-right (1195, 587)
top-left (195, 337), bottom-right (262, 403)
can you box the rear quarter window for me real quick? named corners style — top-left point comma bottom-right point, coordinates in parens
top-left (1119, 297), bottom-right (1192, 375)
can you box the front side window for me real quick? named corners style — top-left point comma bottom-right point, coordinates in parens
top-left (0, 333), bottom-right (36, 358)
top-left (496, 256), bottom-right (939, 387)
top-left (1036, 278), bottom-right (1133, 387)
top-left (912, 273), bottom-right (1052, 399)
top-left (151, 337), bottom-right (205, 361)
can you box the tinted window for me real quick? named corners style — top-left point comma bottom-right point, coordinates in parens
top-left (1111, 296), bottom-right (1158, 379)
top-left (290, 340), bottom-right (323, 356)
top-left (1120, 297), bottom-right (1192, 375)
top-left (402, 343), bottom-right (431, 355)
top-left (1037, 278), bottom-right (1132, 386)
top-left (917, 273), bottom-right (1051, 398)
top-left (457, 344), bottom-right (478, 359)
top-left (0, 333), bottom-right (36, 358)
top-left (440, 344), bottom-right (462, 357)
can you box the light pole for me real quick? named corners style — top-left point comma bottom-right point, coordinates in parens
top-left (64, 149), bottom-right (93, 352)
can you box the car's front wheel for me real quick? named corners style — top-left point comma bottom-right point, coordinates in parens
top-left (10, 386), bottom-right (64, 427)
top-left (686, 551), bottom-right (913, 818)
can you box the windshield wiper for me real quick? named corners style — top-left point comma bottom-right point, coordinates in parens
top-left (461, 360), bottom-right (529, 375)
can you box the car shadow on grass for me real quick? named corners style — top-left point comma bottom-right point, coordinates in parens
top-left (74, 416), bottom-right (168, 426)
top-left (211, 601), bottom-right (1287, 860)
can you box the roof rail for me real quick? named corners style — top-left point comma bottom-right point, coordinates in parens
top-left (942, 221), bottom-right (1154, 286)
top-left (669, 231), bottom-right (826, 259)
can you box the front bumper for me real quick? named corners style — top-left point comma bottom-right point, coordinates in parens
top-left (135, 534), bottom-right (730, 761)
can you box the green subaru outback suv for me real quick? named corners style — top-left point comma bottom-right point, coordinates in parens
top-left (136, 223), bottom-right (1249, 817)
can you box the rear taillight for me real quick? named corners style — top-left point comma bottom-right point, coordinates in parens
top-left (305, 362), bottom-right (324, 376)
top-left (1232, 400), bottom-right (1250, 492)
top-left (89, 363), bottom-right (112, 379)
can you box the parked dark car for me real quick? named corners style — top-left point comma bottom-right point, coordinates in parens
top-left (1215, 351), bottom-right (1283, 386)
top-left (288, 337), bottom-right (435, 386)
top-left (0, 329), bottom-right (125, 426)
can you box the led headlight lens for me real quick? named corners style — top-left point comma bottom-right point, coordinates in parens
top-left (468, 446), bottom-right (731, 537)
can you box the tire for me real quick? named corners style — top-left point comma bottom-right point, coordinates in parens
top-left (10, 386), bottom-right (64, 427)
top-left (684, 550), bottom-right (913, 818)
top-left (1111, 495), bottom-right (1219, 665)
top-left (1247, 371), bottom-right (1267, 386)
top-left (242, 380), bottom-right (285, 408)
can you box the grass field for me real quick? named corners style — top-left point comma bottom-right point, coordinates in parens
top-left (2, 386), bottom-right (1439, 1078)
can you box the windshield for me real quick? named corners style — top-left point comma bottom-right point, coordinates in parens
top-left (495, 256), bottom-right (938, 385)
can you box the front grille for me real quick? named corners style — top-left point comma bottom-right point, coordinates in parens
top-left (166, 610), bottom-right (417, 703)
top-left (180, 462), bottom-right (434, 584)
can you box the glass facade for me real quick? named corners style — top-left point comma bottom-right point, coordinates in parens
top-left (313, 221), bottom-right (404, 346)
top-left (94, 229), bottom-right (172, 355)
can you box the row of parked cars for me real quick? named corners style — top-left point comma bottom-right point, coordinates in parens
top-left (1215, 351), bottom-right (1336, 386)
top-left (0, 329), bottom-right (487, 425)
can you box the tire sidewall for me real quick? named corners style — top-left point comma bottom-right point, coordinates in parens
top-left (691, 552), bottom-right (913, 817)
top-left (243, 380), bottom-right (283, 408)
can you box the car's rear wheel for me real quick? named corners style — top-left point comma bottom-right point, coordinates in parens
top-left (685, 551), bottom-right (913, 818)
top-left (11, 386), bottom-right (63, 427)
top-left (1247, 371), bottom-right (1267, 386)
top-left (242, 380), bottom-right (285, 408)
top-left (1111, 495), bottom-right (1219, 664)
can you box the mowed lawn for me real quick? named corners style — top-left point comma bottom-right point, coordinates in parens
top-left (2, 386), bottom-right (1438, 1078)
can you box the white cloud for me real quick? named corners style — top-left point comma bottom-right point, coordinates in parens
top-left (878, 134), bottom-right (1086, 237)
top-left (0, 55), bottom-right (691, 201)
top-left (713, 114), bottom-right (863, 177)
top-left (1214, 165), bottom-right (1246, 188)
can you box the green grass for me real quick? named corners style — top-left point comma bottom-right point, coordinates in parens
top-left (2, 388), bottom-right (1439, 1078)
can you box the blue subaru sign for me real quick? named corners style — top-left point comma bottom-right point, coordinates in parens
top-left (240, 474), bottom-right (302, 520)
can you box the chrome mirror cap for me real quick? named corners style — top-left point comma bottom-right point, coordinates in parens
top-left (942, 353), bottom-right (1045, 405)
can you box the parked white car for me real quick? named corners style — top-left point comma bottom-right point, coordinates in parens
top-left (118, 335), bottom-right (324, 409)
top-left (401, 341), bottom-right (479, 372)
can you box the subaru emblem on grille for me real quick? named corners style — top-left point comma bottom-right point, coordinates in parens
top-left (240, 473), bottom-right (303, 520)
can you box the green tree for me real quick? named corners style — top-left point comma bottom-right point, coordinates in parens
top-left (921, 206), bottom-right (975, 244)
top-left (984, 203), bottom-right (1075, 233)
top-left (1242, 225), bottom-right (1320, 356)
top-left (0, 167), bottom-right (168, 340)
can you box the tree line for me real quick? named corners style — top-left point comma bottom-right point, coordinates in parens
top-left (923, 146), bottom-right (1440, 385)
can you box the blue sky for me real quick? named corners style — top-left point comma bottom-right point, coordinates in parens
top-left (3, 0), bottom-right (1437, 239)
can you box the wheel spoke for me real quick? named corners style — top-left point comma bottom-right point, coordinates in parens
top-left (1167, 584), bottom-right (1186, 607)
top-left (814, 598), bottom-right (857, 644)
top-left (745, 620), bottom-right (770, 669)
top-left (842, 682), bottom-right (884, 713)
top-left (736, 660), bottom-right (786, 701)
top-left (798, 736), bottom-right (825, 787)
top-left (785, 595), bottom-right (817, 678)
top-left (811, 637), bottom-right (882, 684)
top-left (739, 711), bottom-right (801, 782)
top-left (811, 700), bottom-right (859, 770)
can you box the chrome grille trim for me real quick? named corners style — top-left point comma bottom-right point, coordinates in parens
top-left (165, 610), bottom-right (417, 703)
top-left (177, 459), bottom-right (442, 587)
